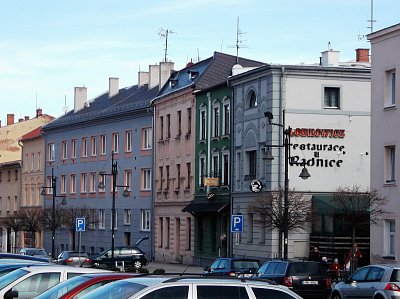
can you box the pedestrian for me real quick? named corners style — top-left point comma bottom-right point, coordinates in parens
top-left (329, 258), bottom-right (341, 281)
top-left (309, 246), bottom-right (321, 262)
top-left (321, 256), bottom-right (329, 270)
top-left (345, 243), bottom-right (363, 273)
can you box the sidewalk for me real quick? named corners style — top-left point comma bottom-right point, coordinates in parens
top-left (144, 261), bottom-right (204, 274)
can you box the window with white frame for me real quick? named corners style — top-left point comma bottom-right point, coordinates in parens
top-left (141, 168), bottom-right (151, 191)
top-left (385, 145), bottom-right (396, 183)
top-left (159, 166), bottom-right (163, 190)
top-left (199, 154), bottom-right (206, 187)
top-left (199, 106), bottom-right (207, 140)
top-left (159, 116), bottom-right (164, 140)
top-left (141, 210), bottom-right (150, 231)
top-left (177, 110), bottom-right (182, 136)
top-left (31, 153), bottom-right (34, 171)
top-left (37, 152), bottom-right (41, 170)
top-left (70, 174), bottom-right (76, 194)
top-left (71, 139), bottom-right (77, 159)
top-left (89, 172), bottom-right (96, 192)
top-left (222, 150), bottom-right (230, 185)
top-left (48, 143), bottom-right (55, 161)
top-left (89, 209), bottom-right (96, 228)
top-left (61, 175), bottom-right (66, 194)
top-left (186, 162), bottom-right (191, 189)
top-left (166, 114), bottom-right (171, 138)
top-left (62, 141), bottom-right (67, 160)
top-left (247, 89), bottom-right (257, 108)
top-left (125, 130), bottom-right (132, 152)
top-left (212, 102), bottom-right (220, 137)
top-left (385, 220), bottom-right (396, 256)
top-left (90, 136), bottom-right (97, 156)
top-left (165, 165), bottom-right (170, 190)
top-left (124, 169), bottom-right (132, 191)
top-left (142, 128), bottom-right (152, 150)
top-left (99, 209), bottom-right (105, 229)
top-left (81, 173), bottom-right (87, 193)
top-left (386, 69), bottom-right (396, 106)
top-left (24, 154), bottom-right (28, 172)
top-left (222, 99), bottom-right (230, 135)
top-left (100, 135), bottom-right (107, 155)
top-left (82, 138), bottom-right (88, 157)
top-left (112, 133), bottom-right (119, 153)
top-left (212, 149), bottom-right (219, 178)
top-left (324, 87), bottom-right (340, 109)
top-left (176, 164), bottom-right (181, 189)
top-left (187, 107), bottom-right (192, 135)
top-left (124, 209), bottom-right (131, 225)
top-left (98, 172), bottom-right (106, 192)
top-left (246, 150), bottom-right (257, 179)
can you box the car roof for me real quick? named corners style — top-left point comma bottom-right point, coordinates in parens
top-left (0, 253), bottom-right (49, 262)
top-left (80, 272), bottom-right (138, 279)
top-left (19, 265), bottom-right (110, 273)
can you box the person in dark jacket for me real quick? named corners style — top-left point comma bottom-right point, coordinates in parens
top-left (309, 246), bottom-right (321, 261)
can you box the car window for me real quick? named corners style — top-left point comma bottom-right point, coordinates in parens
top-left (141, 286), bottom-right (189, 299)
top-left (288, 262), bottom-right (321, 276)
top-left (121, 248), bottom-right (132, 255)
top-left (78, 280), bottom-right (147, 299)
top-left (266, 262), bottom-right (278, 274)
top-left (197, 286), bottom-right (249, 299)
top-left (74, 281), bottom-right (106, 298)
top-left (390, 269), bottom-right (400, 282)
top-left (68, 272), bottom-right (89, 279)
top-left (233, 260), bottom-right (259, 270)
top-left (210, 260), bottom-right (221, 270)
top-left (366, 267), bottom-right (385, 282)
top-left (12, 272), bottom-right (60, 299)
top-left (218, 260), bottom-right (228, 269)
top-left (34, 275), bottom-right (90, 299)
top-left (275, 263), bottom-right (287, 275)
top-left (351, 267), bottom-right (370, 282)
top-left (252, 287), bottom-right (297, 299)
top-left (258, 263), bottom-right (269, 274)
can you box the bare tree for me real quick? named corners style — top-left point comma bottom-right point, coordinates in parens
top-left (332, 185), bottom-right (389, 244)
top-left (43, 205), bottom-right (67, 233)
top-left (63, 207), bottom-right (91, 251)
top-left (19, 208), bottom-right (44, 247)
top-left (250, 188), bottom-right (312, 257)
top-left (3, 212), bottom-right (23, 252)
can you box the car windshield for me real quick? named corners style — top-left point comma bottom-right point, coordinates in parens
top-left (0, 269), bottom-right (29, 290)
top-left (35, 275), bottom-right (91, 299)
top-left (233, 260), bottom-right (260, 270)
top-left (68, 252), bottom-right (89, 257)
top-left (288, 262), bottom-right (322, 276)
top-left (80, 280), bottom-right (146, 299)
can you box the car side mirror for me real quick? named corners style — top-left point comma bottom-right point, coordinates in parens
top-left (4, 289), bottom-right (18, 299)
top-left (203, 267), bottom-right (210, 272)
top-left (104, 253), bottom-right (109, 257)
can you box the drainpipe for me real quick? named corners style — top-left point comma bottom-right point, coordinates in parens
top-left (278, 66), bottom-right (285, 258)
top-left (151, 103), bottom-right (156, 262)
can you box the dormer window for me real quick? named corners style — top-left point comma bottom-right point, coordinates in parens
top-left (170, 79), bottom-right (178, 88)
top-left (188, 70), bottom-right (199, 80)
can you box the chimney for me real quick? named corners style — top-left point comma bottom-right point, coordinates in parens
top-left (321, 50), bottom-right (339, 67)
top-left (74, 86), bottom-right (88, 113)
top-left (24, 116), bottom-right (29, 121)
top-left (159, 61), bottom-right (175, 90)
top-left (7, 114), bottom-right (14, 125)
top-left (36, 108), bottom-right (42, 117)
top-left (109, 77), bottom-right (119, 98)
top-left (18, 118), bottom-right (24, 122)
top-left (138, 71), bottom-right (149, 87)
top-left (356, 48), bottom-right (370, 63)
top-left (148, 64), bottom-right (160, 89)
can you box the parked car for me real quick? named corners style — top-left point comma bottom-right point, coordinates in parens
top-left (54, 251), bottom-right (93, 267)
top-left (203, 258), bottom-right (261, 277)
top-left (0, 253), bottom-right (49, 262)
top-left (79, 276), bottom-right (303, 299)
top-left (331, 264), bottom-right (400, 299)
top-left (0, 260), bottom-right (51, 277)
top-left (34, 272), bottom-right (138, 299)
top-left (19, 248), bottom-right (51, 261)
top-left (0, 265), bottom-right (109, 299)
top-left (257, 259), bottom-right (331, 299)
top-left (92, 236), bottom-right (149, 270)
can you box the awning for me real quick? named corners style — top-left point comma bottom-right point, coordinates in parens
top-left (312, 195), bottom-right (337, 214)
top-left (182, 201), bottom-right (229, 214)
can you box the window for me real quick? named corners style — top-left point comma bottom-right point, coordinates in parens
top-left (199, 154), bottom-right (206, 187)
top-left (176, 164), bottom-right (181, 189)
top-left (386, 69), bottom-right (396, 106)
top-left (141, 210), bottom-right (150, 231)
top-left (89, 209), bottom-right (96, 228)
top-left (212, 150), bottom-right (219, 178)
top-left (187, 107), bottom-right (192, 135)
top-left (141, 169), bottom-right (151, 191)
top-left (212, 104), bottom-right (220, 137)
top-left (124, 209), bottom-right (131, 225)
top-left (24, 154), bottom-right (28, 172)
top-left (385, 220), bottom-right (396, 256)
top-left (160, 116), bottom-right (164, 140)
top-left (177, 110), bottom-right (182, 136)
top-left (70, 174), bottom-right (76, 194)
top-left (159, 167), bottom-right (163, 190)
top-left (246, 151), bottom-right (257, 179)
top-left (89, 172), bottom-right (96, 192)
top-left (186, 162), bottom-right (191, 189)
top-left (223, 100), bottom-right (230, 135)
top-left (99, 209), bottom-right (105, 229)
top-left (90, 136), bottom-right (97, 156)
top-left (48, 143), bottom-right (55, 161)
top-left (385, 146), bottom-right (396, 183)
top-left (111, 210), bottom-right (118, 230)
top-left (166, 165), bottom-right (170, 190)
top-left (324, 87), bottom-right (340, 108)
top-left (98, 172), bottom-right (106, 192)
top-left (142, 128), bottom-right (152, 150)
top-left (197, 286), bottom-right (249, 299)
top-left (124, 169), bottom-right (132, 191)
top-left (71, 139), bottom-right (77, 159)
top-left (81, 138), bottom-right (88, 157)
top-left (112, 133), bottom-right (119, 153)
top-left (141, 286), bottom-right (188, 299)
top-left (60, 175), bottom-right (66, 194)
top-left (12, 272), bottom-right (61, 298)
top-left (222, 151), bottom-right (230, 185)
top-left (125, 130), bottom-right (132, 152)
top-left (31, 153), bottom-right (34, 171)
top-left (252, 288), bottom-right (294, 299)
top-left (100, 135), bottom-right (107, 155)
top-left (247, 89), bottom-right (257, 108)
top-left (62, 141), bottom-right (67, 160)
top-left (37, 152), bottom-right (41, 170)
top-left (166, 114), bottom-right (171, 138)
top-left (200, 106), bottom-right (206, 140)
top-left (81, 173), bottom-right (87, 193)
top-left (46, 176), bottom-right (53, 194)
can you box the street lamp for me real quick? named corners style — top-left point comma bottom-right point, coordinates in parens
top-left (41, 168), bottom-right (67, 259)
top-left (264, 110), bottom-right (311, 260)
top-left (98, 151), bottom-right (130, 269)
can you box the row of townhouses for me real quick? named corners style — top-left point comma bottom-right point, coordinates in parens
top-left (0, 23), bottom-right (398, 267)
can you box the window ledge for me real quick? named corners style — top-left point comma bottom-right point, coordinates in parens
top-left (382, 256), bottom-right (395, 260)
top-left (384, 104), bottom-right (397, 110)
top-left (384, 181), bottom-right (396, 187)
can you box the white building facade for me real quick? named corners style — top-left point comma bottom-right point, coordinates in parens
top-left (369, 23), bottom-right (400, 263)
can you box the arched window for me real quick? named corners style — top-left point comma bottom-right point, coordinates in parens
top-left (247, 89), bottom-right (257, 108)
top-left (199, 105), bottom-right (207, 140)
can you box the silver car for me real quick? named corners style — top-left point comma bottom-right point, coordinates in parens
top-left (331, 264), bottom-right (400, 299)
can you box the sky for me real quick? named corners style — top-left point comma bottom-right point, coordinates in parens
top-left (0, 0), bottom-right (399, 124)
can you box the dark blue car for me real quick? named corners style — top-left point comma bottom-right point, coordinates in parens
top-left (203, 258), bottom-right (261, 277)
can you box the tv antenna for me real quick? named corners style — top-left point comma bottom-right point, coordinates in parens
top-left (159, 28), bottom-right (176, 62)
top-left (228, 17), bottom-right (247, 64)
top-left (62, 94), bottom-right (68, 114)
top-left (358, 0), bottom-right (376, 40)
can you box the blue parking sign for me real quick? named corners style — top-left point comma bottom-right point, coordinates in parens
top-left (231, 215), bottom-right (243, 233)
top-left (76, 218), bottom-right (85, 232)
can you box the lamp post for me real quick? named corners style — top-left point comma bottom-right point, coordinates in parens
top-left (41, 168), bottom-right (67, 259)
top-left (98, 151), bottom-right (130, 269)
top-left (264, 110), bottom-right (311, 260)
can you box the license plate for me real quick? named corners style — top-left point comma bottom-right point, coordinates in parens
top-left (302, 281), bottom-right (319, 285)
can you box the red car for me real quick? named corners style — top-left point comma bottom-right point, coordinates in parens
top-left (34, 272), bottom-right (138, 299)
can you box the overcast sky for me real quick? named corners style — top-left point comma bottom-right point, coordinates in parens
top-left (0, 0), bottom-right (399, 123)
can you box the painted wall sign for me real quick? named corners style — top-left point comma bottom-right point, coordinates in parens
top-left (291, 128), bottom-right (345, 138)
